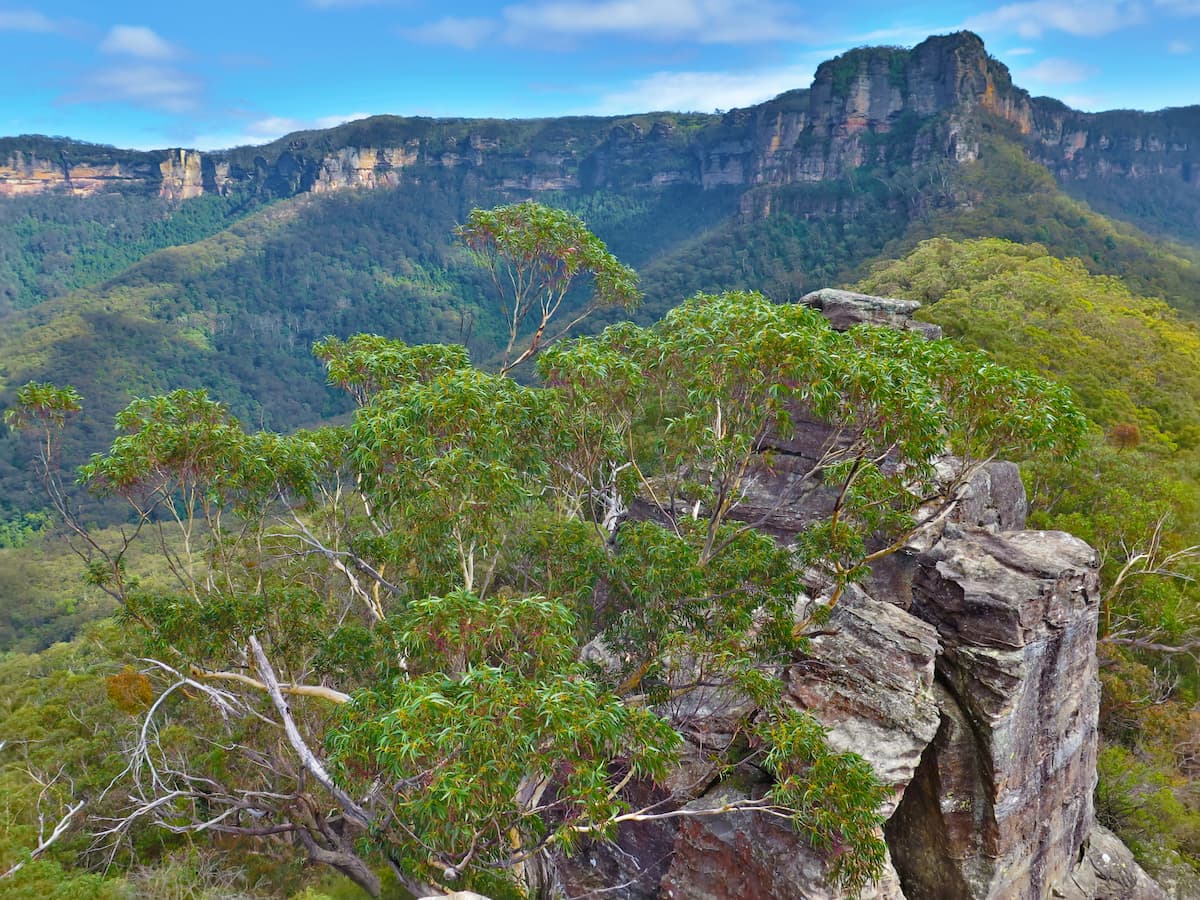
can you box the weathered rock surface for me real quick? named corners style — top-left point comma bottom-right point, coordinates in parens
top-left (788, 587), bottom-right (941, 819)
top-left (660, 786), bottom-right (906, 900)
top-left (798, 289), bottom-right (943, 339)
top-left (557, 584), bottom-right (941, 900)
top-left (888, 526), bottom-right (1102, 898)
top-left (1050, 824), bottom-right (1167, 900)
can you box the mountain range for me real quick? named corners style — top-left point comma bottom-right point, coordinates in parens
top-left (1, 29), bottom-right (1199, 520)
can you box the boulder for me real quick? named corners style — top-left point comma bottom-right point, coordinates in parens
top-left (798, 288), bottom-right (943, 340)
top-left (788, 586), bottom-right (941, 819)
top-left (1050, 824), bottom-right (1167, 900)
top-left (660, 785), bottom-right (906, 900)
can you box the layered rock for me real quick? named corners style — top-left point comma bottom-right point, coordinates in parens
top-left (1052, 825), bottom-right (1166, 900)
top-left (159, 149), bottom-right (205, 200)
top-left (661, 784), bottom-right (907, 900)
top-left (558, 291), bottom-right (1139, 899)
top-left (888, 527), bottom-right (1101, 897)
top-left (0, 149), bottom-right (159, 197)
top-left (1030, 102), bottom-right (1200, 189)
top-left (798, 288), bottom-right (943, 339)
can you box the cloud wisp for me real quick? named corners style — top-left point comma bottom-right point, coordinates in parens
top-left (0, 9), bottom-right (58, 32)
top-left (1019, 57), bottom-right (1098, 84)
top-left (405, 0), bottom-right (813, 48)
top-left (190, 111), bottom-right (375, 151)
top-left (100, 25), bottom-right (179, 60)
top-left (68, 65), bottom-right (204, 114)
top-left (966, 1), bottom-right (1143, 39)
top-left (589, 61), bottom-right (819, 115)
top-left (405, 16), bottom-right (496, 50)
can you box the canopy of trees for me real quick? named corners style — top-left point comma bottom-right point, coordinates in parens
top-left (6, 250), bottom-right (1082, 896)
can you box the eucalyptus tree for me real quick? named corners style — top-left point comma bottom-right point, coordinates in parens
top-left (7, 284), bottom-right (1084, 896)
top-left (454, 200), bottom-right (641, 374)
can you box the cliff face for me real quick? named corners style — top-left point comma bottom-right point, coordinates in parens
top-left (4, 31), bottom-right (1194, 209)
top-left (1030, 102), bottom-right (1200, 187)
top-left (556, 292), bottom-right (1163, 900)
top-left (0, 149), bottom-right (162, 197)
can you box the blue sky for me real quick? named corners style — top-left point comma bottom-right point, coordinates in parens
top-left (1, 1), bottom-right (1197, 151)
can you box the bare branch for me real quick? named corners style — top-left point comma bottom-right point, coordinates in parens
top-left (1, 799), bottom-right (85, 880)
top-left (247, 635), bottom-right (370, 829)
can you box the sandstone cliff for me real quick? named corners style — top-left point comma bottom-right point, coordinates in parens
top-left (2, 32), bottom-right (1194, 210)
top-left (555, 292), bottom-right (1164, 900)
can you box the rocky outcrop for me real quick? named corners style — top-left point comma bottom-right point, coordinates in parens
top-left (557, 292), bottom-right (1145, 900)
top-left (661, 784), bottom-right (907, 900)
top-left (0, 149), bottom-right (160, 197)
top-left (1030, 102), bottom-right (1200, 189)
top-left (888, 527), bottom-right (1101, 897)
top-left (0, 146), bottom-right (227, 199)
top-left (787, 588), bottom-right (941, 820)
top-left (798, 288), bottom-right (943, 339)
top-left (1051, 825), bottom-right (1167, 900)
top-left (159, 149), bottom-right (204, 200)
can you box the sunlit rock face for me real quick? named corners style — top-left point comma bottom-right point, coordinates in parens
top-left (3, 31), bottom-right (1195, 212)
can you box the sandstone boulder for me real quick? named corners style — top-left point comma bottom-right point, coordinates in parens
top-left (889, 526), bottom-right (1102, 898)
top-left (660, 785), bottom-right (906, 900)
top-left (1050, 824), bottom-right (1167, 900)
top-left (788, 586), bottom-right (941, 819)
top-left (798, 288), bottom-right (943, 340)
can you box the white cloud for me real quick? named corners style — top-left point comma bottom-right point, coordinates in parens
top-left (1168, 39), bottom-right (1193, 52)
top-left (966, 1), bottom-right (1142, 38)
top-left (590, 63), bottom-right (817, 114)
top-left (100, 25), bottom-right (179, 60)
top-left (248, 112), bottom-right (373, 136)
top-left (0, 9), bottom-right (57, 31)
top-left (69, 65), bottom-right (202, 114)
top-left (1061, 93), bottom-right (1105, 109)
top-left (402, 16), bottom-right (496, 49)
top-left (846, 24), bottom-right (957, 45)
top-left (1005, 46), bottom-right (1036, 55)
top-left (1018, 57), bottom-right (1097, 84)
top-left (407, 0), bottom-right (812, 47)
top-left (508, 0), bottom-right (811, 43)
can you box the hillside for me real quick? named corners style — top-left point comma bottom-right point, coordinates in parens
top-left (1, 29), bottom-right (1199, 524)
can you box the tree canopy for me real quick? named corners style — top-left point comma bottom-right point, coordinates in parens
top-left (5, 224), bottom-right (1085, 897)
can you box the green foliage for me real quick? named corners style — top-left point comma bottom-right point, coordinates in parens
top-left (758, 710), bottom-right (890, 894)
top-left (0, 510), bottom-right (49, 549)
top-left (859, 237), bottom-right (1200, 448)
top-left (881, 135), bottom-right (1200, 311)
top-left (2, 198), bottom-right (1090, 896)
top-left (0, 190), bottom-right (256, 314)
top-left (1096, 745), bottom-right (1200, 873)
top-left (456, 200), bottom-right (640, 372)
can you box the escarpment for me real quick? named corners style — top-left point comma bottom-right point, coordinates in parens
top-left (557, 292), bottom-right (1163, 900)
top-left (3, 32), bottom-right (1195, 210)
